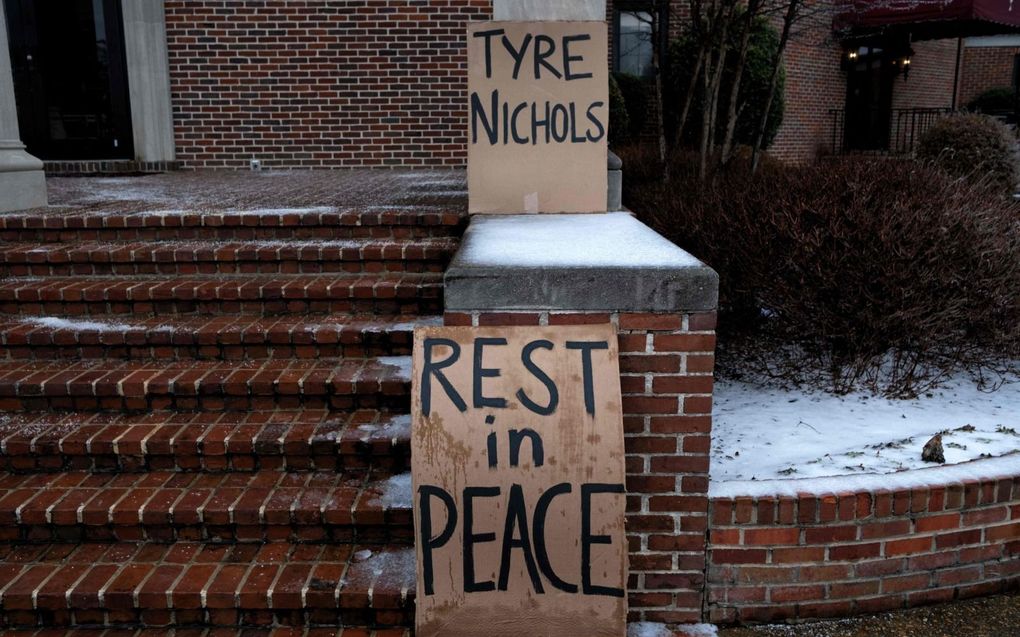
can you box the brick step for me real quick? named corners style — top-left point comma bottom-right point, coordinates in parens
top-left (0, 470), bottom-right (412, 544)
top-left (0, 542), bottom-right (414, 628)
top-left (0, 274), bottom-right (443, 317)
top-left (0, 315), bottom-right (439, 361)
top-left (0, 238), bottom-right (457, 276)
top-left (0, 358), bottom-right (411, 412)
top-left (0, 410), bottom-right (410, 474)
top-left (0, 207), bottom-right (466, 242)
top-left (0, 629), bottom-right (411, 636)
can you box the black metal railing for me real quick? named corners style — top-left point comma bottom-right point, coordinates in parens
top-left (828, 107), bottom-right (953, 155)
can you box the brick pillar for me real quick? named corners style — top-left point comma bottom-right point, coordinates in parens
top-left (443, 213), bottom-right (719, 624)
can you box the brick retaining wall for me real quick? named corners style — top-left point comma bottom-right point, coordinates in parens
top-left (707, 471), bottom-right (1020, 624)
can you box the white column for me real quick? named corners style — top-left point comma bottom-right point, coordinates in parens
top-left (121, 0), bottom-right (175, 163)
top-left (493, 0), bottom-right (606, 21)
top-left (0, 0), bottom-right (46, 212)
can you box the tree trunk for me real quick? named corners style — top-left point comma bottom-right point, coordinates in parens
top-left (750, 0), bottom-right (800, 174)
top-left (719, 0), bottom-right (760, 164)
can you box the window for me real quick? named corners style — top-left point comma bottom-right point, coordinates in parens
top-left (616, 10), bottom-right (655, 77)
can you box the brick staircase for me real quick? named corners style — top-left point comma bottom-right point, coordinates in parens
top-left (0, 200), bottom-right (466, 634)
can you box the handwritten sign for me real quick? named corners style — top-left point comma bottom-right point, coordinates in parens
top-left (412, 325), bottom-right (627, 637)
top-left (467, 21), bottom-right (609, 214)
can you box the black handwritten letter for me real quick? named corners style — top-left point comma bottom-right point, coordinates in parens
top-left (419, 485), bottom-right (458, 596)
top-left (463, 486), bottom-right (500, 592)
top-left (422, 338), bottom-right (466, 415)
top-left (473, 337), bottom-right (508, 408)
top-left (473, 28), bottom-right (505, 79)
top-left (516, 339), bottom-right (558, 415)
top-left (566, 341), bottom-right (609, 415)
top-left (562, 34), bottom-right (593, 80)
top-left (581, 483), bottom-right (625, 597)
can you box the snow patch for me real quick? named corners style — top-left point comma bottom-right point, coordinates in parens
top-left (461, 213), bottom-right (704, 268)
top-left (678, 625), bottom-right (719, 637)
top-left (377, 356), bottom-right (412, 378)
top-left (392, 316), bottom-right (444, 331)
top-left (628, 622), bottom-right (717, 637)
top-left (226, 206), bottom-right (338, 216)
top-left (371, 472), bottom-right (412, 509)
top-left (628, 623), bottom-right (674, 637)
top-left (712, 452), bottom-right (1020, 499)
top-left (711, 374), bottom-right (1020, 483)
top-left (359, 547), bottom-right (416, 581)
top-left (357, 414), bottom-right (412, 444)
top-left (20, 317), bottom-right (174, 333)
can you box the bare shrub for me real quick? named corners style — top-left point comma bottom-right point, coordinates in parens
top-left (917, 113), bottom-right (1020, 194)
top-left (632, 157), bottom-right (1020, 396)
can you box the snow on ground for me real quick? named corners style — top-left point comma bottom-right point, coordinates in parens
top-left (711, 372), bottom-right (1020, 495)
top-left (628, 622), bottom-right (718, 637)
top-left (713, 452), bottom-right (1020, 499)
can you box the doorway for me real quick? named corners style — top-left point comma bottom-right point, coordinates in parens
top-left (843, 46), bottom-right (895, 152)
top-left (4, 0), bottom-right (133, 160)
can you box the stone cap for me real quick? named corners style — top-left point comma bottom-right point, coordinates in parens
top-left (493, 0), bottom-right (606, 21)
top-left (445, 212), bottom-right (719, 312)
top-left (608, 150), bottom-right (623, 171)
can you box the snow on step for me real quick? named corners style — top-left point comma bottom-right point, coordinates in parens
top-left (0, 410), bottom-right (413, 473)
top-left (0, 470), bottom-right (413, 541)
top-left (0, 541), bottom-right (415, 624)
top-left (0, 315), bottom-right (436, 361)
top-left (0, 358), bottom-right (413, 412)
top-left (0, 238), bottom-right (458, 263)
top-left (0, 273), bottom-right (444, 317)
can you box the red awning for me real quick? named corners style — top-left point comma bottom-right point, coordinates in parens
top-left (836, 0), bottom-right (1020, 40)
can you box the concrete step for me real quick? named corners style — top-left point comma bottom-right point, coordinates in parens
top-left (0, 274), bottom-right (443, 317)
top-left (0, 410), bottom-right (410, 474)
top-left (0, 238), bottom-right (457, 276)
top-left (0, 470), bottom-right (412, 544)
top-left (0, 315), bottom-right (439, 361)
top-left (0, 207), bottom-right (466, 242)
top-left (0, 541), bottom-right (415, 628)
top-left (0, 358), bottom-right (411, 412)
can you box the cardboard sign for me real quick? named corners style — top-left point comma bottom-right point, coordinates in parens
top-left (467, 21), bottom-right (609, 214)
top-left (412, 325), bottom-right (627, 637)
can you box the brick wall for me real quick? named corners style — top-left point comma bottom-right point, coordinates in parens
top-left (444, 309), bottom-right (716, 624)
top-left (959, 46), bottom-right (1019, 106)
top-left (890, 39), bottom-right (959, 111)
top-left (768, 21), bottom-right (846, 163)
top-left (707, 475), bottom-right (1020, 624)
top-left (164, 0), bottom-right (492, 169)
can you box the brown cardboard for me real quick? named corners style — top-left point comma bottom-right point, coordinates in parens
top-left (467, 21), bottom-right (609, 214)
top-left (412, 325), bottom-right (627, 637)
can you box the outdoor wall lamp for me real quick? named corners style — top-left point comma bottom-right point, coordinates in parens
top-left (891, 54), bottom-right (912, 79)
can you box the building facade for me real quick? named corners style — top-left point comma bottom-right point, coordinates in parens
top-left (1, 0), bottom-right (1016, 171)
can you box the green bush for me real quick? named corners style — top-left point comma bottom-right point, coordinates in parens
top-left (632, 157), bottom-right (1020, 397)
top-left (967, 87), bottom-right (1016, 114)
top-left (608, 74), bottom-right (631, 146)
top-left (917, 113), bottom-right (1020, 193)
top-left (612, 72), bottom-right (650, 142)
top-left (665, 17), bottom-right (785, 149)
